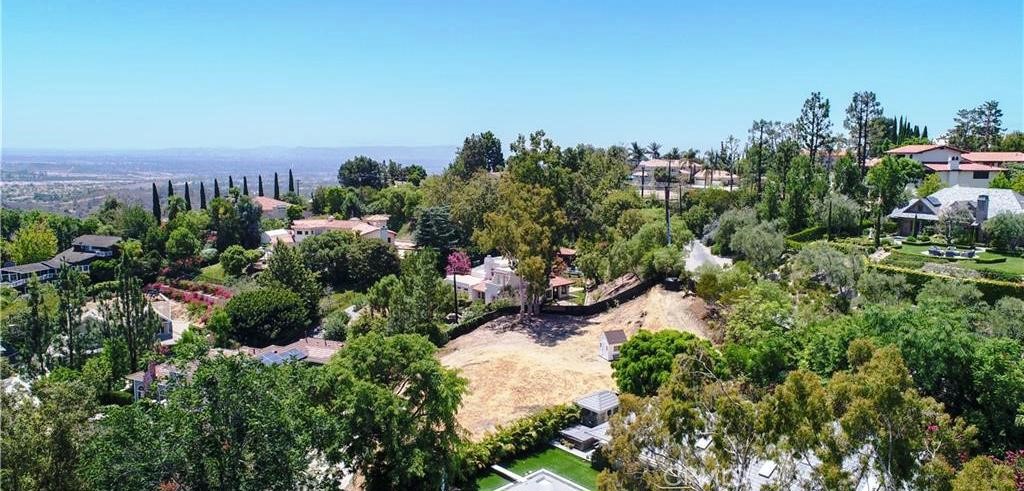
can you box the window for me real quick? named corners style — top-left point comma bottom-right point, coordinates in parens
top-left (973, 171), bottom-right (989, 179)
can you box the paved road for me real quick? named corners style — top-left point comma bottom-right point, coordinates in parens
top-left (684, 240), bottom-right (732, 273)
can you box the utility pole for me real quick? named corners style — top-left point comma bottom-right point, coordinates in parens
top-left (665, 160), bottom-right (672, 246)
top-left (640, 165), bottom-right (646, 199)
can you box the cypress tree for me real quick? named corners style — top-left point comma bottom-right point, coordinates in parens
top-left (258, 175), bottom-right (264, 196)
top-left (184, 182), bottom-right (192, 210)
top-left (242, 176), bottom-right (249, 195)
top-left (922, 126), bottom-right (928, 139)
top-left (167, 180), bottom-right (175, 197)
top-left (288, 169), bottom-right (295, 193)
top-left (151, 183), bottom-right (161, 221)
top-left (228, 176), bottom-right (234, 189)
top-left (274, 172), bottom-right (281, 200)
top-left (214, 178), bottom-right (221, 198)
top-left (200, 182), bottom-right (207, 209)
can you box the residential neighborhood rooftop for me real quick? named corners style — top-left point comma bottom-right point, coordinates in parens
top-left (251, 195), bottom-right (291, 212)
top-left (886, 144), bottom-right (963, 155)
top-left (923, 162), bottom-right (1002, 172)
top-left (962, 151), bottom-right (1024, 163)
top-left (72, 234), bottom-right (121, 248)
top-left (575, 390), bottom-right (619, 414)
top-left (496, 469), bottom-right (590, 491)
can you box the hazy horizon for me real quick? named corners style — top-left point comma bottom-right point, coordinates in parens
top-left (3, 0), bottom-right (1021, 151)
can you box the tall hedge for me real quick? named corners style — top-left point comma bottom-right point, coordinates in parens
top-left (457, 404), bottom-right (581, 481)
top-left (869, 263), bottom-right (1024, 303)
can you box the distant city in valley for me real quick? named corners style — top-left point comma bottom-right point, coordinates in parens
top-left (0, 146), bottom-right (457, 215)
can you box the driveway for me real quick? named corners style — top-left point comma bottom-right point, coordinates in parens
top-left (685, 239), bottom-right (731, 272)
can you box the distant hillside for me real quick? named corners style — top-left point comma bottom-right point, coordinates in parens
top-left (1, 146), bottom-right (458, 176)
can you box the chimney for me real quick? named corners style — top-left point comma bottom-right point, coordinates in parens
top-left (977, 195), bottom-right (989, 223)
top-left (948, 155), bottom-right (960, 171)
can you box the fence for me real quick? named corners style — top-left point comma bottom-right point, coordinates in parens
top-left (446, 277), bottom-right (658, 343)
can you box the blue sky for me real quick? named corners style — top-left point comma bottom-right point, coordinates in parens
top-left (3, 0), bottom-right (1022, 151)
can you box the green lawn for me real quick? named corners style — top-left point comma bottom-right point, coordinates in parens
top-left (474, 472), bottom-right (513, 491)
top-left (894, 244), bottom-right (1024, 276)
top-left (509, 447), bottom-right (598, 489)
top-left (196, 263), bottom-right (227, 284)
top-left (474, 447), bottom-right (599, 491)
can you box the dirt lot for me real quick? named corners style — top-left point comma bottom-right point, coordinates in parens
top-left (439, 286), bottom-right (711, 439)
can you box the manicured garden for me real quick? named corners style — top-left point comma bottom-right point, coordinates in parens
top-left (891, 243), bottom-right (1024, 277)
top-left (474, 447), bottom-right (599, 490)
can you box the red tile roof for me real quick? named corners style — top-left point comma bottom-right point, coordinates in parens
top-left (251, 196), bottom-right (290, 213)
top-left (924, 162), bottom-right (1002, 172)
top-left (962, 152), bottom-right (1024, 163)
top-left (549, 276), bottom-right (574, 288)
top-left (291, 218), bottom-right (382, 236)
top-left (886, 144), bottom-right (964, 155)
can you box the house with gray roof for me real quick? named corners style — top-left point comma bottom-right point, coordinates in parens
top-left (888, 185), bottom-right (1024, 237)
top-left (575, 390), bottom-right (619, 427)
top-left (496, 469), bottom-right (589, 491)
top-left (1, 234), bottom-right (120, 290)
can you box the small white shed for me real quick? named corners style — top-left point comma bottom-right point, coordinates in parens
top-left (599, 329), bottom-right (627, 361)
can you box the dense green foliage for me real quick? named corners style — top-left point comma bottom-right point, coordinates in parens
top-left (225, 287), bottom-right (309, 346)
top-left (613, 330), bottom-right (717, 396)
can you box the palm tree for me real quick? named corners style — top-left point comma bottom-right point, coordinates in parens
top-left (628, 142), bottom-right (647, 168)
top-left (646, 142), bottom-right (662, 159)
top-left (682, 148), bottom-right (695, 184)
top-left (664, 147), bottom-right (682, 160)
top-left (703, 150), bottom-right (718, 188)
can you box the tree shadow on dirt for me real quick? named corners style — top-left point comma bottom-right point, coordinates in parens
top-left (491, 314), bottom-right (597, 347)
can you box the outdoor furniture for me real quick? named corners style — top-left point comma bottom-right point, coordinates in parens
top-left (945, 248), bottom-right (957, 258)
top-left (928, 246), bottom-right (942, 256)
top-left (963, 250), bottom-right (976, 258)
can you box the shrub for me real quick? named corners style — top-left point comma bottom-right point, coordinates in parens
top-left (786, 226), bottom-right (826, 243)
top-left (322, 310), bottom-right (350, 341)
top-left (457, 404), bottom-right (580, 480)
top-left (88, 281), bottom-right (119, 297)
top-left (975, 256), bottom-right (1008, 264)
top-left (225, 287), bottom-right (309, 346)
top-left (869, 263), bottom-right (1024, 303)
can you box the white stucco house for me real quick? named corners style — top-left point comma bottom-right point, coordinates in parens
top-left (445, 255), bottom-right (573, 305)
top-left (260, 228), bottom-right (295, 246)
top-left (289, 216), bottom-right (396, 244)
top-left (886, 144), bottom-right (965, 164)
top-left (923, 155), bottom-right (1000, 188)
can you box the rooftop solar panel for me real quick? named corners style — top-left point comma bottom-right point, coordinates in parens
top-left (260, 353), bottom-right (283, 365)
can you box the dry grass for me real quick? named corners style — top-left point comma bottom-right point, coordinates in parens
top-left (439, 286), bottom-right (711, 439)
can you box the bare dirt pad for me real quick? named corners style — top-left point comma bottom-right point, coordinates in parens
top-left (439, 286), bottom-right (711, 439)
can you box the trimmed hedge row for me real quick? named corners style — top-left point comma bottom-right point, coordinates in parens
top-left (786, 226), bottom-right (826, 243)
top-left (459, 404), bottom-right (581, 477)
top-left (869, 263), bottom-right (1024, 303)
